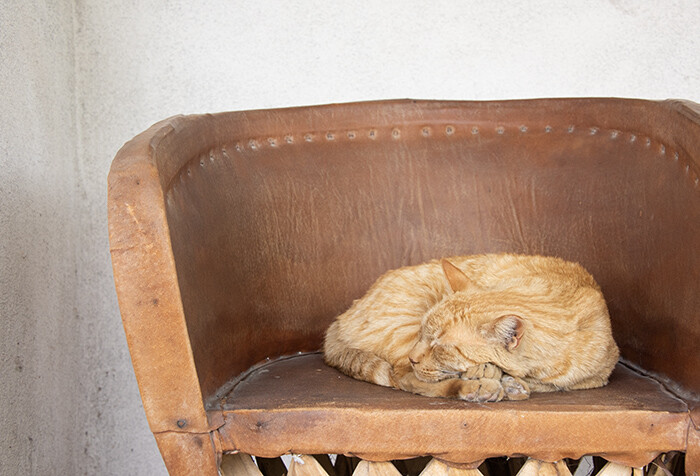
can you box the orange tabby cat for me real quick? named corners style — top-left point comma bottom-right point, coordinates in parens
top-left (323, 254), bottom-right (619, 402)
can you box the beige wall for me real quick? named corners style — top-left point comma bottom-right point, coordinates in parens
top-left (2, 1), bottom-right (699, 474)
top-left (0, 1), bottom-right (83, 474)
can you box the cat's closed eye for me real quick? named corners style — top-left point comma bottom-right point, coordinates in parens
top-left (430, 344), bottom-right (448, 361)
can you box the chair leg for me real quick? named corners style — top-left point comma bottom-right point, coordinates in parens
top-left (288, 454), bottom-right (332, 475)
top-left (154, 431), bottom-right (220, 476)
top-left (220, 453), bottom-right (264, 475)
top-left (419, 458), bottom-right (484, 475)
top-left (516, 459), bottom-right (572, 476)
top-left (596, 462), bottom-right (642, 476)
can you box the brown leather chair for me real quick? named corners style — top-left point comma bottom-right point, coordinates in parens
top-left (108, 99), bottom-right (699, 476)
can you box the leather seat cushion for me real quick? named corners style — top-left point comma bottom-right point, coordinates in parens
top-left (215, 353), bottom-right (689, 467)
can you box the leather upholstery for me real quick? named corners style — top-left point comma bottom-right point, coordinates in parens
top-left (217, 353), bottom-right (688, 467)
top-left (108, 99), bottom-right (700, 473)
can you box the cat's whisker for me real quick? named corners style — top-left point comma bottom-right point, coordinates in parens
top-left (440, 370), bottom-right (461, 377)
top-left (439, 370), bottom-right (462, 380)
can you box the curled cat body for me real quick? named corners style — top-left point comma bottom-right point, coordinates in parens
top-left (323, 254), bottom-right (619, 402)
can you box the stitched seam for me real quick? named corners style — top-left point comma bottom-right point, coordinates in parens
top-left (166, 123), bottom-right (699, 195)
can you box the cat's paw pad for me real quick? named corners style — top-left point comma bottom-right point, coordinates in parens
top-left (461, 363), bottom-right (503, 380)
top-left (501, 375), bottom-right (530, 401)
top-left (458, 378), bottom-right (504, 402)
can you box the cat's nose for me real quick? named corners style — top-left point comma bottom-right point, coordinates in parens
top-left (409, 341), bottom-right (428, 366)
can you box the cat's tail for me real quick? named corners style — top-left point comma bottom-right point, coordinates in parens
top-left (323, 323), bottom-right (394, 388)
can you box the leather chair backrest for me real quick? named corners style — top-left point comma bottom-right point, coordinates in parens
top-left (142, 99), bottom-right (700, 401)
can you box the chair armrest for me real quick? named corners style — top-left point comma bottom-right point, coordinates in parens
top-left (108, 119), bottom-right (213, 434)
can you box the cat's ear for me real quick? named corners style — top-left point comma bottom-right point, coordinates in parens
top-left (489, 315), bottom-right (524, 351)
top-left (441, 259), bottom-right (474, 293)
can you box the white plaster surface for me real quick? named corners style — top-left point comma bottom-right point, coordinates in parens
top-left (1, 1), bottom-right (699, 474)
top-left (0, 1), bottom-right (81, 474)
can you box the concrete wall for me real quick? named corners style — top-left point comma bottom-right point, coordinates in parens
top-left (1, 1), bottom-right (699, 474)
top-left (0, 1), bottom-right (81, 474)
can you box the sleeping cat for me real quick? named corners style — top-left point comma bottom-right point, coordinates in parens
top-left (323, 254), bottom-right (619, 402)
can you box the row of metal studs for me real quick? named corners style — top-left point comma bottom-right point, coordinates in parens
top-left (171, 124), bottom-right (698, 190)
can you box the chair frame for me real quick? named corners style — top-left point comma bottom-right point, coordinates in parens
top-left (108, 98), bottom-right (700, 475)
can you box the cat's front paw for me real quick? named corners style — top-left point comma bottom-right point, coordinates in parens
top-left (461, 363), bottom-right (503, 380)
top-left (457, 378), bottom-right (504, 402)
top-left (501, 375), bottom-right (530, 401)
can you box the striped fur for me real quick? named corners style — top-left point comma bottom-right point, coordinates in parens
top-left (323, 254), bottom-right (619, 402)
